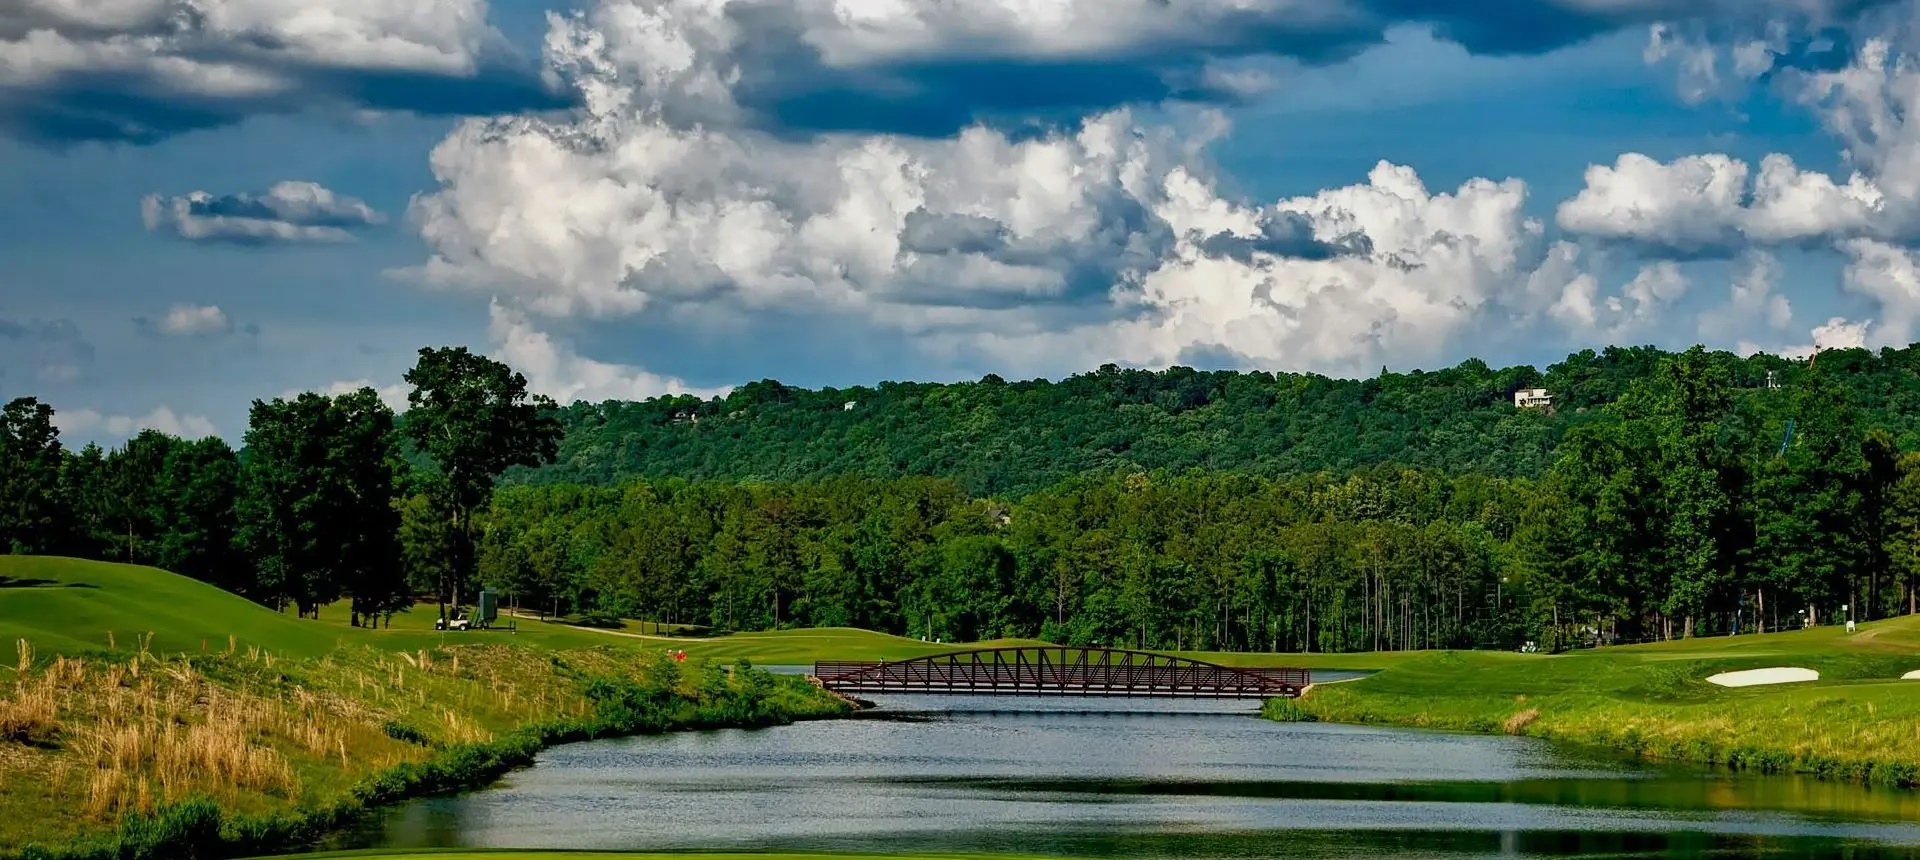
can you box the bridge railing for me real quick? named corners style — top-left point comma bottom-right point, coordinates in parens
top-left (812, 647), bottom-right (1309, 698)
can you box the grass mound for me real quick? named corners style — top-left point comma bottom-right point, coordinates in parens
top-left (0, 557), bottom-right (347, 659)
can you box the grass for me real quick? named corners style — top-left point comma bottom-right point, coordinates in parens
top-left (14, 553), bottom-right (1918, 800)
top-left (0, 555), bottom-right (851, 858)
top-left (0, 556), bottom-right (1045, 666)
top-left (0, 557), bottom-right (349, 659)
top-left (281, 854), bottom-right (1044, 860)
top-left (0, 556), bottom-right (664, 660)
top-left (1267, 614), bottom-right (1920, 788)
top-left (0, 640), bottom-right (846, 856)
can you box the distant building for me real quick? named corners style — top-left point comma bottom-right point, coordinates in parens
top-left (843, 401), bottom-right (857, 411)
top-left (1513, 388), bottom-right (1553, 410)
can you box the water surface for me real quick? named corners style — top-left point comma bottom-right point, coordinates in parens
top-left (347, 694), bottom-right (1920, 859)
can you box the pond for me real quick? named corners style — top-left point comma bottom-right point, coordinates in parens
top-left (342, 692), bottom-right (1920, 859)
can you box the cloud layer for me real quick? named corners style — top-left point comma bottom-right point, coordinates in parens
top-left (135, 303), bottom-right (232, 336)
top-left (54, 404), bottom-right (216, 440)
top-left (0, 317), bottom-right (93, 389)
top-left (419, 0), bottom-right (1672, 377)
top-left (0, 0), bottom-right (566, 142)
top-left (143, 181), bottom-right (384, 244)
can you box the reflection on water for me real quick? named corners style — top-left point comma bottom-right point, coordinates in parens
top-left (341, 693), bottom-right (1920, 859)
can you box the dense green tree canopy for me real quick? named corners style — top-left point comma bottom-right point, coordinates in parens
top-left (502, 345), bottom-right (1920, 496)
top-left (6, 340), bottom-right (1920, 651)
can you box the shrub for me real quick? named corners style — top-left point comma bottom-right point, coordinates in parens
top-left (381, 721), bottom-right (431, 747)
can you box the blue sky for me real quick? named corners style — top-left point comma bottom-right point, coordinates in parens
top-left (4, 0), bottom-right (1917, 444)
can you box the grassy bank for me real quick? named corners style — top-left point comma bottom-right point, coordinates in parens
top-left (282, 854), bottom-right (1042, 860)
top-left (0, 556), bottom-right (1046, 666)
top-left (0, 558), bottom-right (850, 859)
top-left (1266, 615), bottom-right (1920, 788)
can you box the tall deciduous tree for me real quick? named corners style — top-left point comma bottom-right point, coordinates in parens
top-left (60, 442), bottom-right (111, 556)
top-left (238, 389), bottom-right (407, 618)
top-left (396, 487), bottom-right (457, 603)
top-left (103, 430), bottom-right (175, 565)
top-left (403, 347), bottom-right (561, 622)
top-left (0, 397), bottom-right (70, 554)
top-left (155, 437), bottom-right (245, 592)
top-left (1888, 452), bottom-right (1920, 617)
top-left (1855, 428), bottom-right (1901, 619)
top-left (239, 394), bottom-right (336, 613)
top-left (328, 388), bottom-right (410, 626)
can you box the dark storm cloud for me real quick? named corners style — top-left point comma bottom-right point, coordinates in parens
top-left (714, 0), bottom-right (1905, 139)
top-left (0, 64), bottom-right (573, 146)
top-left (0, 0), bottom-right (572, 147)
top-left (1371, 0), bottom-right (1897, 55)
top-left (5, 0), bottom-right (1898, 145)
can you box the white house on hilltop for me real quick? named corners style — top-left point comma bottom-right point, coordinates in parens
top-left (1513, 388), bottom-right (1553, 409)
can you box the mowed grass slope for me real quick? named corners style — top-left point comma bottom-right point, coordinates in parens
top-left (0, 556), bottom-right (1046, 664)
top-left (1273, 615), bottom-right (1920, 787)
top-left (296, 854), bottom-right (1041, 860)
top-left (0, 556), bottom-right (656, 659)
top-left (0, 556), bottom-right (346, 658)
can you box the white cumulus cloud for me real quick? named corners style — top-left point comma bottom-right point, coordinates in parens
top-left (408, 0), bottom-right (1583, 379)
top-left (1699, 251), bottom-right (1795, 343)
top-left (54, 404), bottom-right (217, 441)
top-left (279, 380), bottom-right (412, 413)
top-left (1557, 152), bottom-right (1886, 256)
top-left (1776, 317), bottom-right (1873, 359)
top-left (139, 304), bottom-right (232, 336)
top-left (1838, 237), bottom-right (1920, 347)
top-left (143, 181), bottom-right (384, 244)
top-left (489, 301), bottom-right (729, 404)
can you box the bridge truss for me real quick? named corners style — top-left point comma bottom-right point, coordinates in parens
top-left (815, 646), bottom-right (1309, 699)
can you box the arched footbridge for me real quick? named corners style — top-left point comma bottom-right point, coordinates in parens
top-left (814, 646), bottom-right (1309, 699)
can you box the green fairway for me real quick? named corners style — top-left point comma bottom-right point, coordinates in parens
top-left (0, 556), bottom-right (652, 659)
top-left (1273, 614), bottom-right (1920, 787)
top-left (0, 555), bottom-right (1052, 665)
top-left (289, 854), bottom-right (1041, 860)
top-left (0, 555), bottom-right (352, 658)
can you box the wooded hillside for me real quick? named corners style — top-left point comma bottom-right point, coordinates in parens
top-left (511, 344), bottom-right (1920, 496)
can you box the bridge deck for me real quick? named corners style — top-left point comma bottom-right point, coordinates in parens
top-left (814, 647), bottom-right (1308, 699)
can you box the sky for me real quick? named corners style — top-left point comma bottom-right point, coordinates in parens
top-left (7, 0), bottom-right (1920, 446)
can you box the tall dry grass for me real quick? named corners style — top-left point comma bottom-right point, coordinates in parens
top-left (0, 641), bottom-right (58, 746)
top-left (0, 637), bottom-right (611, 844)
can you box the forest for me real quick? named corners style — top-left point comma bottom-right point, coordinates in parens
top-left (510, 343), bottom-right (1920, 496)
top-left (3, 343), bottom-right (1919, 652)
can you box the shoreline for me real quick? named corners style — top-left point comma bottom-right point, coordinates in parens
top-left (1266, 655), bottom-right (1920, 791)
top-left (1, 648), bottom-right (850, 860)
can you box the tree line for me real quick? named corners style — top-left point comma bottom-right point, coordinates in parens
top-left (513, 344), bottom-right (1920, 497)
top-left (3, 344), bottom-right (1918, 651)
top-left (472, 346), bottom-right (1920, 650)
top-left (0, 347), bottom-right (560, 626)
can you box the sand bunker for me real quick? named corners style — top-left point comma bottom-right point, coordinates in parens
top-left (1706, 667), bottom-right (1820, 687)
top-left (1903, 670), bottom-right (1920, 681)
